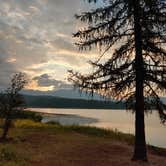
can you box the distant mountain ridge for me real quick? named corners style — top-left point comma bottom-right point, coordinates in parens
top-left (21, 89), bottom-right (166, 104)
top-left (53, 89), bottom-right (106, 100)
top-left (22, 89), bottom-right (106, 101)
top-left (23, 95), bottom-right (125, 109)
top-left (1, 87), bottom-right (165, 109)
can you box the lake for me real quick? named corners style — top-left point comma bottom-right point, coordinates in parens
top-left (30, 108), bottom-right (166, 148)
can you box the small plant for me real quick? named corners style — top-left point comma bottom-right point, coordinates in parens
top-left (0, 147), bottom-right (17, 161)
top-left (46, 121), bottom-right (61, 125)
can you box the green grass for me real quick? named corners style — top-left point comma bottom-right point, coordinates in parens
top-left (16, 119), bottom-right (166, 152)
top-left (14, 119), bottom-right (134, 144)
top-left (0, 119), bottom-right (165, 165)
top-left (62, 125), bottom-right (134, 145)
top-left (0, 143), bottom-right (30, 166)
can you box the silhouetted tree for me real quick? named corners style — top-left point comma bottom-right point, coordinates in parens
top-left (69, 0), bottom-right (166, 161)
top-left (0, 73), bottom-right (28, 140)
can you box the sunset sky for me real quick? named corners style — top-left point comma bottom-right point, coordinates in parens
top-left (0, 0), bottom-right (106, 92)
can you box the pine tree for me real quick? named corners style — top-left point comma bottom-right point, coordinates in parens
top-left (69, 0), bottom-right (166, 161)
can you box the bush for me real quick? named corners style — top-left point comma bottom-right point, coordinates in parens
top-left (16, 110), bottom-right (42, 122)
top-left (0, 111), bottom-right (42, 130)
top-left (46, 121), bottom-right (61, 125)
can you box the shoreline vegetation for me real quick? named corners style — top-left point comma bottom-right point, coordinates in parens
top-left (0, 112), bottom-right (165, 166)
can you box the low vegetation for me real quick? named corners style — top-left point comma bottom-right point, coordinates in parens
top-left (0, 119), bottom-right (165, 166)
top-left (13, 110), bottom-right (42, 122)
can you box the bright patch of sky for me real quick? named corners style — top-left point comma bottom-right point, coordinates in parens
top-left (0, 0), bottom-right (108, 92)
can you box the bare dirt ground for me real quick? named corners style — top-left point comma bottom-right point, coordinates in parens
top-left (20, 131), bottom-right (166, 166)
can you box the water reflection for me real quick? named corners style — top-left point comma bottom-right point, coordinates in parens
top-left (30, 108), bottom-right (166, 148)
top-left (42, 113), bottom-right (98, 125)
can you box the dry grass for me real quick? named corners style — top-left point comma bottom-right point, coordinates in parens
top-left (0, 120), bottom-right (165, 166)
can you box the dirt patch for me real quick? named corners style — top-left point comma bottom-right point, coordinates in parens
top-left (21, 132), bottom-right (166, 166)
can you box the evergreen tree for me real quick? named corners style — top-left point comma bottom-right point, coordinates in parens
top-left (69, 0), bottom-right (166, 161)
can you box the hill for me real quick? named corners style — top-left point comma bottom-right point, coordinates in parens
top-left (22, 89), bottom-right (106, 100)
top-left (23, 95), bottom-right (125, 109)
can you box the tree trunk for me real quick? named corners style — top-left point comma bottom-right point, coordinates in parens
top-left (1, 118), bottom-right (11, 141)
top-left (132, 0), bottom-right (148, 161)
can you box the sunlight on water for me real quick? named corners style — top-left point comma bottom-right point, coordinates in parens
top-left (30, 108), bottom-right (166, 148)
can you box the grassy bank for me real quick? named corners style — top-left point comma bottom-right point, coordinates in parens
top-left (0, 119), bottom-right (165, 166)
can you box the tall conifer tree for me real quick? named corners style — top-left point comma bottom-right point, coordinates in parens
top-left (69, 0), bottom-right (166, 161)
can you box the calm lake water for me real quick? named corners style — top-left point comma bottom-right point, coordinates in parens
top-left (30, 108), bottom-right (166, 148)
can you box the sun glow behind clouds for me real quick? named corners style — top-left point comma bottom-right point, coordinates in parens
top-left (0, 0), bottom-right (105, 92)
top-left (26, 80), bottom-right (55, 91)
top-left (6, 58), bottom-right (17, 63)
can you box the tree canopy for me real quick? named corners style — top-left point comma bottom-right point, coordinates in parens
top-left (0, 72), bottom-right (28, 140)
top-left (70, 0), bottom-right (166, 122)
top-left (69, 0), bottom-right (166, 161)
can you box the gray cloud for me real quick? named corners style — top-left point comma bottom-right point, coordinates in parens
top-left (0, 0), bottom-right (100, 91)
top-left (33, 74), bottom-right (61, 87)
top-left (50, 37), bottom-right (75, 51)
top-left (33, 73), bottom-right (72, 89)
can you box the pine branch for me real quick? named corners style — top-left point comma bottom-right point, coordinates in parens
top-left (75, 0), bottom-right (124, 23)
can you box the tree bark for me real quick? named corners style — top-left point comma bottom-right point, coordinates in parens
top-left (132, 0), bottom-right (148, 161)
top-left (1, 118), bottom-right (11, 141)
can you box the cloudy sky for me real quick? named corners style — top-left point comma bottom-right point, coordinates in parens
top-left (0, 0), bottom-right (105, 92)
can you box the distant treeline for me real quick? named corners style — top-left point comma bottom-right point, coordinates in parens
top-left (23, 95), bottom-right (125, 109)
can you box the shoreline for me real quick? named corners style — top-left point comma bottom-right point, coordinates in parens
top-left (42, 112), bottom-right (166, 151)
top-left (27, 108), bottom-right (166, 149)
top-left (0, 119), bottom-right (166, 165)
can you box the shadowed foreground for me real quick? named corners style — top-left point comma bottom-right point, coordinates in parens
top-left (0, 120), bottom-right (165, 166)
